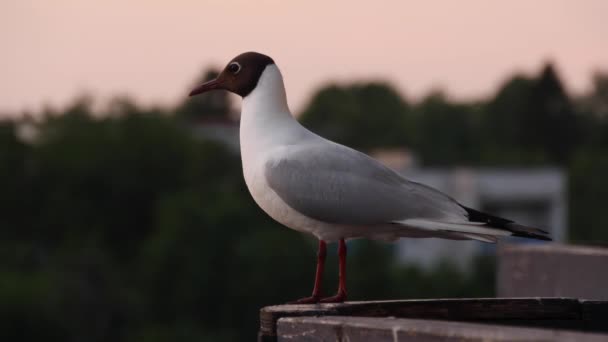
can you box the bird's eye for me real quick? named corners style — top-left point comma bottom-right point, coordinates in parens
top-left (228, 62), bottom-right (241, 74)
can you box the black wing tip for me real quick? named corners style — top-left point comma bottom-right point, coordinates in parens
top-left (460, 205), bottom-right (552, 241)
top-left (506, 223), bottom-right (552, 241)
top-left (460, 205), bottom-right (513, 225)
top-left (511, 231), bottom-right (553, 241)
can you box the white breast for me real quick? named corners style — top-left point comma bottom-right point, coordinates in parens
top-left (242, 150), bottom-right (326, 236)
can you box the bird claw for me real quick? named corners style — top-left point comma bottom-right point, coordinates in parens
top-left (288, 291), bottom-right (347, 304)
top-left (320, 291), bottom-right (347, 303)
top-left (288, 296), bottom-right (321, 304)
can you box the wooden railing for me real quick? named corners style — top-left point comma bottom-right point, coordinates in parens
top-left (259, 298), bottom-right (608, 341)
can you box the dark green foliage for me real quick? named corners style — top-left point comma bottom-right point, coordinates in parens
top-left (347, 240), bottom-right (495, 300)
top-left (300, 82), bottom-right (412, 149)
top-left (176, 69), bottom-right (234, 121)
top-left (412, 92), bottom-right (482, 165)
top-left (481, 64), bottom-right (579, 165)
top-left (568, 150), bottom-right (608, 244)
top-left (0, 121), bottom-right (31, 240)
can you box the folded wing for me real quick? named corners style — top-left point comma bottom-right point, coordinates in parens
top-left (265, 142), bottom-right (551, 242)
top-left (265, 142), bottom-right (468, 225)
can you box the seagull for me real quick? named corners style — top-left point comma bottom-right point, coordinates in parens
top-left (188, 52), bottom-right (551, 304)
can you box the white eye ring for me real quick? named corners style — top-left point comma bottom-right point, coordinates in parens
top-left (228, 62), bottom-right (241, 74)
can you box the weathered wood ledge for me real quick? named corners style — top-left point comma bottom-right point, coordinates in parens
top-left (259, 298), bottom-right (608, 341)
top-left (277, 316), bottom-right (608, 342)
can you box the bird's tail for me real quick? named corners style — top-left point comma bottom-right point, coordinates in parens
top-left (460, 205), bottom-right (551, 241)
top-left (398, 211), bottom-right (551, 244)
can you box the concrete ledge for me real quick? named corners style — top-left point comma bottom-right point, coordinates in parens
top-left (259, 298), bottom-right (607, 341)
top-left (277, 316), bottom-right (608, 342)
top-left (498, 244), bottom-right (608, 300)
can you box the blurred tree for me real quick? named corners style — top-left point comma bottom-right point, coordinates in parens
top-left (300, 82), bottom-right (412, 150)
top-left (482, 75), bottom-right (538, 164)
top-left (30, 99), bottom-right (194, 259)
top-left (176, 69), bottom-right (234, 122)
top-left (578, 72), bottom-right (608, 119)
top-left (347, 240), bottom-right (397, 299)
top-left (0, 120), bottom-right (30, 240)
top-left (412, 91), bottom-right (481, 165)
top-left (569, 150), bottom-right (608, 244)
top-left (577, 72), bottom-right (608, 147)
top-left (530, 64), bottom-right (580, 163)
top-left (482, 63), bottom-right (579, 165)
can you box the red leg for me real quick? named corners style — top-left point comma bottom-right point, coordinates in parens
top-left (289, 240), bottom-right (326, 304)
top-left (321, 238), bottom-right (347, 303)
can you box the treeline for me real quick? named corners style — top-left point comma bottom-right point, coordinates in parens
top-left (0, 63), bottom-right (606, 341)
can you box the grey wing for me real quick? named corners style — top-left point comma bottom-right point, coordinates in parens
top-left (264, 143), bottom-right (467, 225)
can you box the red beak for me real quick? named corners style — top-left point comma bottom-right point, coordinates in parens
top-left (189, 78), bottom-right (223, 97)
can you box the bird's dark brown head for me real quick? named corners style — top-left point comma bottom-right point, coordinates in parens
top-left (189, 52), bottom-right (275, 98)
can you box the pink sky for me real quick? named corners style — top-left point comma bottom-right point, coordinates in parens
top-left (1, 1), bottom-right (607, 117)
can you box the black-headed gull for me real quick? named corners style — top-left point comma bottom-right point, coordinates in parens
top-left (189, 52), bottom-right (550, 304)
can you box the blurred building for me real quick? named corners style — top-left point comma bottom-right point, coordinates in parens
top-left (373, 149), bottom-right (567, 271)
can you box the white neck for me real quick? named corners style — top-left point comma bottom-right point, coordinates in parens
top-left (240, 65), bottom-right (311, 154)
top-left (241, 64), bottom-right (291, 120)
